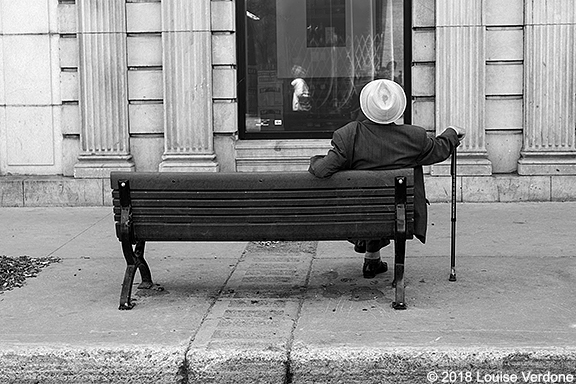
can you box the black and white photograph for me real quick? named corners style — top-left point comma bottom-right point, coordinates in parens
top-left (0, 0), bottom-right (575, 382)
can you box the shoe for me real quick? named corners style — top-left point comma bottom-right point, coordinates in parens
top-left (363, 259), bottom-right (388, 279)
top-left (353, 241), bottom-right (366, 253)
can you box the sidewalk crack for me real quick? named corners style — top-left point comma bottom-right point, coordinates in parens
top-left (46, 211), bottom-right (113, 257)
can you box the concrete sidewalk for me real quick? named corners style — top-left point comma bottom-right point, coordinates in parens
top-left (0, 203), bottom-right (575, 383)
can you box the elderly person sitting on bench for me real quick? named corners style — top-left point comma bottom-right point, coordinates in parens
top-left (309, 79), bottom-right (465, 278)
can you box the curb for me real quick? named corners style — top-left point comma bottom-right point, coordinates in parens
top-left (2, 346), bottom-right (576, 383)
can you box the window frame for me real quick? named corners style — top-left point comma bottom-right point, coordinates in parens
top-left (236, 0), bottom-right (413, 140)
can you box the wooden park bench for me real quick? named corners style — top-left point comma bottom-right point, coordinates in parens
top-left (110, 170), bottom-right (415, 310)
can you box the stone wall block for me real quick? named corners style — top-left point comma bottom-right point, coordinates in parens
top-left (485, 99), bottom-right (523, 130)
top-left (128, 71), bottom-right (163, 100)
top-left (58, 3), bottom-right (77, 34)
top-left (486, 132), bottom-right (523, 174)
top-left (127, 35), bottom-right (162, 67)
top-left (126, 2), bottom-right (161, 33)
top-left (60, 71), bottom-right (78, 102)
top-left (5, 106), bottom-right (55, 167)
top-left (1, 0), bottom-right (49, 34)
top-left (0, 179), bottom-right (24, 207)
top-left (485, 0), bottom-right (524, 26)
top-left (413, 0), bottom-right (435, 28)
top-left (213, 101), bottom-right (238, 134)
top-left (412, 65), bottom-right (435, 97)
top-left (486, 64), bottom-right (523, 96)
top-left (59, 37), bottom-right (79, 68)
top-left (24, 178), bottom-right (104, 206)
top-left (461, 177), bottom-right (499, 202)
top-left (412, 100), bottom-right (435, 131)
top-left (552, 176), bottom-right (576, 201)
top-left (130, 137), bottom-right (164, 172)
top-left (211, 0), bottom-right (235, 32)
top-left (424, 176), bottom-right (459, 203)
top-left (212, 33), bottom-right (236, 65)
top-left (413, 30), bottom-right (435, 62)
top-left (129, 104), bottom-right (163, 135)
top-left (3, 35), bottom-right (52, 105)
top-left (495, 176), bottom-right (551, 202)
top-left (213, 67), bottom-right (237, 99)
top-left (486, 29), bottom-right (524, 61)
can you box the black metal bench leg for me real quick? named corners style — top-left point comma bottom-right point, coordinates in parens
top-left (133, 241), bottom-right (154, 289)
top-left (119, 240), bottom-right (160, 310)
top-left (392, 176), bottom-right (408, 310)
top-left (119, 240), bottom-right (138, 310)
top-left (392, 238), bottom-right (407, 310)
top-left (119, 265), bottom-right (137, 310)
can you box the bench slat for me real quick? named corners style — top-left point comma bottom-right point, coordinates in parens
top-left (112, 196), bottom-right (413, 209)
top-left (110, 171), bottom-right (414, 191)
top-left (120, 212), bottom-right (414, 224)
top-left (114, 204), bottom-right (414, 219)
top-left (126, 221), bottom-right (401, 242)
top-left (111, 188), bottom-right (414, 200)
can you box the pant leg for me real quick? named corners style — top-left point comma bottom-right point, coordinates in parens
top-left (366, 238), bottom-right (391, 253)
top-left (350, 238), bottom-right (390, 253)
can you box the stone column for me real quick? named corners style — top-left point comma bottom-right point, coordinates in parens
top-left (518, 0), bottom-right (576, 175)
top-left (432, 0), bottom-right (492, 175)
top-left (74, 0), bottom-right (134, 178)
top-left (159, 0), bottom-right (219, 172)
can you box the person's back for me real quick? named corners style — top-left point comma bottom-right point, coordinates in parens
top-left (309, 79), bottom-right (465, 278)
top-left (352, 122), bottom-right (427, 170)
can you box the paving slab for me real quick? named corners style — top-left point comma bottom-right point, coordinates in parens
top-left (1, 207), bottom-right (111, 258)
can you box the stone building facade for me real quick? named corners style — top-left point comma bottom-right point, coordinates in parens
top-left (0, 0), bottom-right (575, 206)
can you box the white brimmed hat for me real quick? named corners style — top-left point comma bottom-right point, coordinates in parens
top-left (360, 79), bottom-right (407, 124)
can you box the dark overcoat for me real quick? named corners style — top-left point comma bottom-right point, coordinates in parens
top-left (308, 120), bottom-right (460, 243)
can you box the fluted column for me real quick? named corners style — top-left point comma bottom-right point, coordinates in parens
top-left (74, 0), bottom-right (134, 178)
top-left (518, 0), bottom-right (576, 175)
top-left (159, 0), bottom-right (219, 172)
top-left (432, 0), bottom-right (492, 175)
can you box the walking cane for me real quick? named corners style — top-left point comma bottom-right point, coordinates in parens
top-left (449, 144), bottom-right (457, 282)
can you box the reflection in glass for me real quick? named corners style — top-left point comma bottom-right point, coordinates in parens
top-left (306, 0), bottom-right (346, 47)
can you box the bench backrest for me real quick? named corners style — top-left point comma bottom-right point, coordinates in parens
top-left (111, 170), bottom-right (414, 242)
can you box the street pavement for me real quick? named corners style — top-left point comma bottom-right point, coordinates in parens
top-left (0, 203), bottom-right (575, 383)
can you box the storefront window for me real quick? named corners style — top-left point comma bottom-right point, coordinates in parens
top-left (238, 0), bottom-right (411, 139)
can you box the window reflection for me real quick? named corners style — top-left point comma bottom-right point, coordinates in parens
top-left (243, 0), bottom-right (406, 137)
top-left (306, 0), bottom-right (346, 48)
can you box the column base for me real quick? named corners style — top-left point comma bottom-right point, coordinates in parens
top-left (159, 154), bottom-right (220, 172)
top-left (518, 152), bottom-right (576, 175)
top-left (431, 153), bottom-right (492, 176)
top-left (74, 154), bottom-right (135, 178)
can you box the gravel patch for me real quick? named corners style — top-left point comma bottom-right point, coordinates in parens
top-left (248, 241), bottom-right (317, 254)
top-left (0, 255), bottom-right (61, 293)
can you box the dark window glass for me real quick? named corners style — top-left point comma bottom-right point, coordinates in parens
top-left (306, 0), bottom-right (346, 47)
top-left (238, 0), bottom-right (411, 139)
